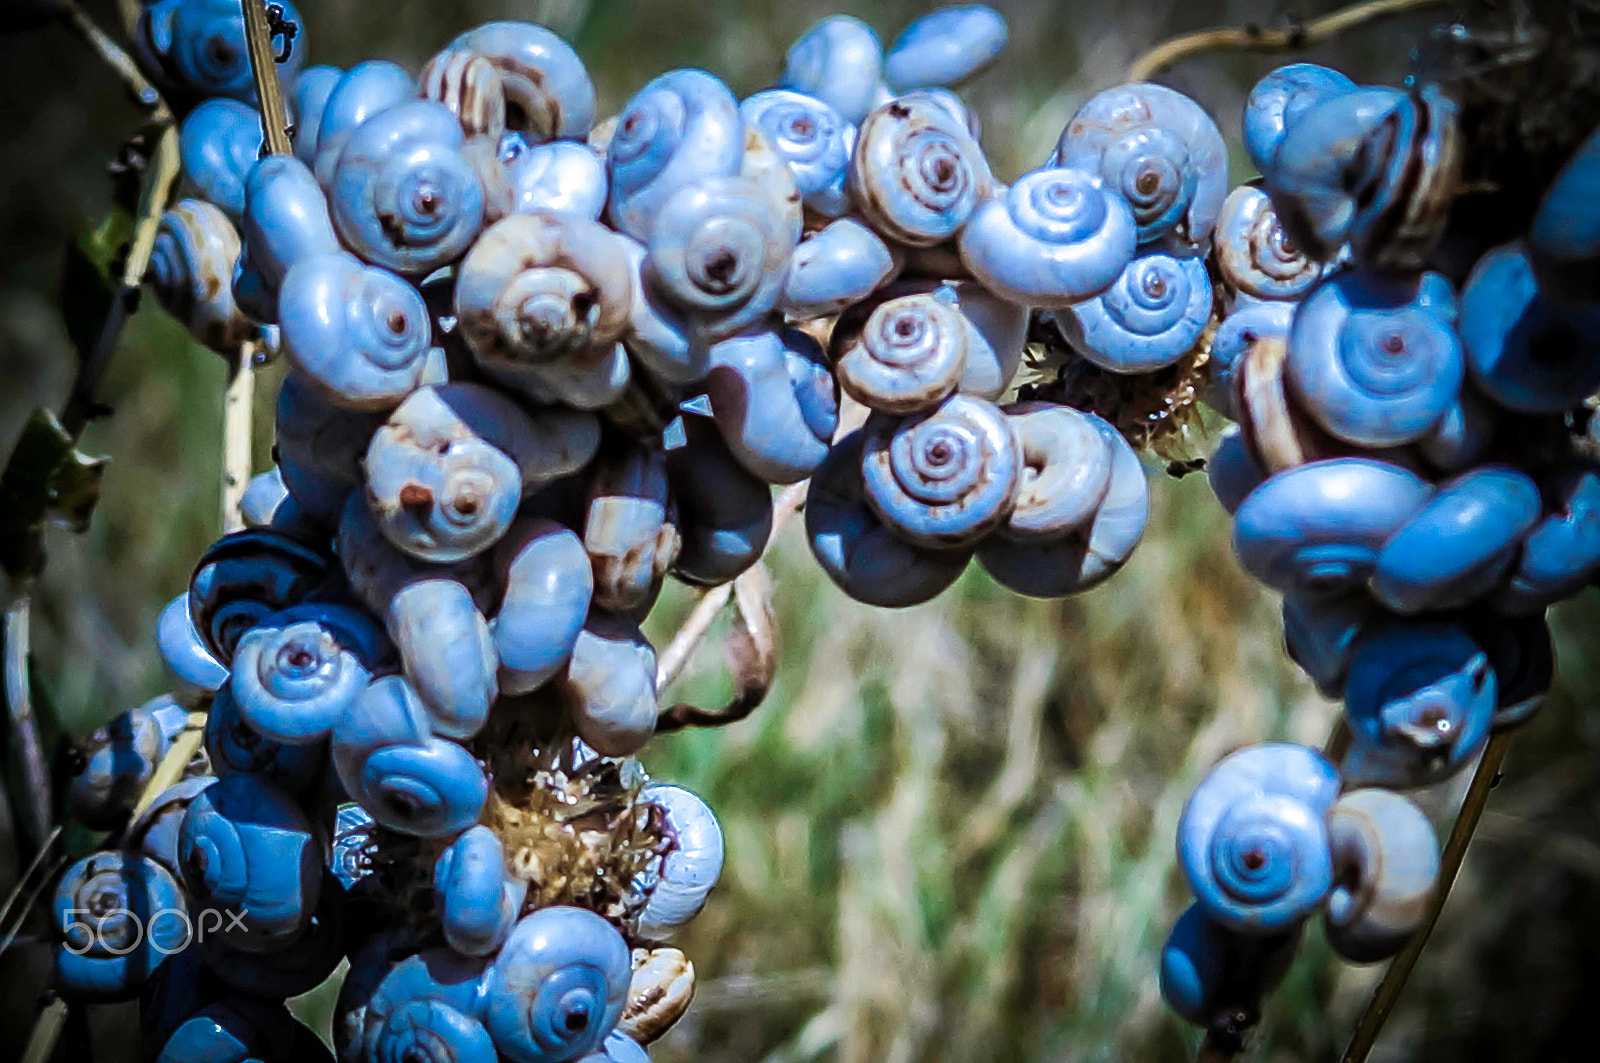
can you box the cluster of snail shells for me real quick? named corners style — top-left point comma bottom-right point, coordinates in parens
top-left (1162, 742), bottom-right (1442, 1028)
top-left (1188, 64), bottom-right (1600, 791)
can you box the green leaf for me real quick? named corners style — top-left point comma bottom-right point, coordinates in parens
top-left (58, 239), bottom-right (116, 372)
top-left (0, 409), bottom-right (109, 578)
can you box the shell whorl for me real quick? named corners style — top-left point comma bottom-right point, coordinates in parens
top-left (849, 93), bottom-right (993, 247)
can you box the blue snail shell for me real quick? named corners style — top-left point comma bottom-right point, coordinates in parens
top-left (206, 682), bottom-right (326, 793)
top-left (127, 776), bottom-right (216, 875)
top-left (1161, 902), bottom-right (1302, 1027)
top-left (366, 997), bottom-right (497, 1063)
top-left (1206, 427), bottom-right (1265, 516)
top-left (607, 69), bottom-right (744, 242)
top-left (1467, 611), bottom-right (1553, 730)
top-left (196, 891), bottom-right (346, 997)
top-left (994, 403), bottom-right (1113, 540)
top-left (312, 60), bottom-right (416, 184)
top-left (178, 772), bottom-right (321, 952)
top-left (807, 429), bottom-right (971, 607)
top-left (704, 325), bottom-right (835, 483)
top-left (276, 371), bottom-right (385, 527)
top-left (442, 21), bottom-right (597, 141)
top-left (1055, 82), bottom-right (1228, 253)
top-left (617, 235), bottom-right (707, 385)
top-left (861, 394), bottom-right (1019, 549)
top-left (1372, 465), bottom-right (1541, 614)
top-left (1458, 241), bottom-right (1600, 414)
top-left (331, 676), bottom-right (487, 837)
top-left (1281, 590), bottom-right (1383, 698)
top-left (330, 100), bottom-right (487, 276)
top-left (833, 288), bottom-right (966, 414)
top-left (136, 0), bottom-right (305, 102)
top-left (188, 528), bottom-right (336, 664)
top-left (149, 199), bottom-right (257, 353)
top-left (1530, 122), bottom-right (1600, 299)
top-left (665, 417), bottom-right (775, 585)
top-left (741, 89), bottom-right (854, 217)
top-left (1232, 458), bottom-right (1432, 597)
top-left (279, 252), bottom-right (438, 410)
top-left (479, 906), bottom-right (632, 1063)
top-left (493, 518), bottom-right (594, 694)
top-left (1209, 300), bottom-right (1294, 419)
top-left (977, 411), bottom-right (1148, 596)
top-left (583, 1031), bottom-right (651, 1063)
top-left (291, 65), bottom-right (344, 165)
top-left (388, 578), bottom-right (499, 740)
top-left (68, 701), bottom-right (168, 830)
top-left (560, 610), bottom-right (658, 757)
top-left (181, 98), bottom-right (263, 220)
top-left (584, 444), bottom-right (673, 613)
top-left (52, 850), bottom-right (189, 1001)
top-left (499, 137), bottom-right (609, 220)
top-left (153, 997), bottom-right (297, 1063)
top-left (850, 93), bottom-right (993, 247)
top-left (1286, 270), bottom-right (1465, 446)
top-left (1177, 742), bottom-right (1340, 934)
top-left (1343, 622), bottom-right (1495, 784)
top-left (780, 217), bottom-right (900, 319)
top-left (1242, 63), bottom-right (1356, 174)
top-left (436, 826), bottom-right (527, 958)
top-left (1417, 387), bottom-right (1495, 473)
top-left (949, 281), bottom-right (1029, 400)
top-left (958, 167), bottom-right (1137, 307)
top-left (1056, 250), bottom-right (1211, 373)
top-left (1213, 184), bottom-right (1323, 303)
top-left (781, 15), bottom-right (883, 126)
top-left (637, 782), bottom-right (724, 938)
top-left (1323, 788), bottom-right (1439, 963)
top-left (158, 592), bottom-right (228, 705)
top-left (1499, 465), bottom-right (1600, 613)
top-left (884, 5), bottom-right (1006, 92)
top-left (229, 617), bottom-right (371, 745)
top-left (238, 154), bottom-right (342, 321)
top-left (339, 937), bottom-right (491, 1063)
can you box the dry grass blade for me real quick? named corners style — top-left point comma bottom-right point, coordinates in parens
top-left (20, 997), bottom-right (69, 1063)
top-left (4, 594), bottom-right (53, 849)
top-left (241, 0), bottom-right (293, 155)
top-left (0, 823), bottom-right (62, 949)
top-left (220, 344), bottom-right (257, 533)
top-left (129, 711), bottom-right (207, 820)
top-left (656, 562), bottom-right (777, 733)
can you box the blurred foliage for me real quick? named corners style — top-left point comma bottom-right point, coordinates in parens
top-left (2, 1), bottom-right (1600, 1062)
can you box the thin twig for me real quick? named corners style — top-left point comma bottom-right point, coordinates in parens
top-left (58, 0), bottom-right (165, 114)
top-left (1125, 0), bottom-right (1449, 82)
top-left (0, 824), bottom-right (61, 942)
top-left (3, 594), bottom-right (52, 850)
top-left (220, 344), bottom-right (256, 534)
top-left (0, 853), bottom-right (69, 957)
top-left (1339, 732), bottom-right (1512, 1063)
top-left (241, 0), bottom-right (293, 155)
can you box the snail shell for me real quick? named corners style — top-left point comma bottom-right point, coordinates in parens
top-left (645, 175), bottom-right (797, 342)
top-left (617, 234), bottom-right (707, 385)
top-left (1343, 622), bottom-right (1496, 785)
top-left (1371, 465), bottom-right (1541, 614)
top-left (128, 775), bottom-right (216, 878)
top-left (781, 15), bottom-right (883, 126)
top-left (558, 610), bottom-right (658, 758)
top-left (994, 402), bottom-right (1113, 539)
top-left (311, 60), bottom-right (417, 186)
top-left (1458, 241), bottom-right (1600, 414)
top-left (149, 199), bottom-right (257, 353)
top-left (1213, 184), bottom-right (1322, 303)
top-left (67, 700), bottom-right (168, 831)
top-left (276, 370), bottom-right (385, 527)
top-left (1323, 788), bottom-right (1439, 963)
top-left (1055, 82), bottom-right (1228, 254)
top-left (1208, 300), bottom-right (1295, 420)
top-left (329, 100), bottom-right (487, 276)
top-left (1055, 250), bottom-right (1212, 373)
top-left (741, 122), bottom-right (805, 245)
top-left (389, 577), bottom-right (499, 739)
top-left (338, 937), bottom-right (492, 1063)
top-left (1285, 270), bottom-right (1464, 447)
top-left (1231, 457), bottom-right (1432, 597)
top-left (607, 68), bottom-right (744, 242)
top-left (194, 897), bottom-right (346, 998)
top-left (180, 97), bottom-right (263, 220)
top-left (834, 288), bottom-right (968, 414)
top-left (1268, 84), bottom-right (1460, 273)
top-left (205, 683), bottom-right (324, 793)
top-left (948, 281), bottom-right (1029, 399)
top-left (153, 997), bottom-right (299, 1063)
top-left (1466, 611), bottom-right (1554, 731)
top-left (238, 154), bottom-right (342, 322)
top-left (1206, 426), bottom-right (1266, 516)
top-left (329, 675), bottom-right (487, 836)
top-left (278, 252), bottom-right (439, 410)
top-left (134, 0), bottom-right (305, 102)
top-left (229, 616), bottom-right (372, 746)
top-left (665, 417), bottom-right (774, 586)
top-left (1416, 387), bottom-right (1495, 474)
top-left (704, 325), bottom-right (836, 484)
top-left (976, 410), bottom-right (1148, 596)
top-left (861, 393), bottom-right (1020, 549)
top-left (1530, 122), bottom-right (1600, 301)
top-left (740, 89), bottom-right (854, 218)
top-left (435, 825), bottom-right (528, 958)
top-left (478, 906), bottom-right (632, 1063)
top-left (1281, 590), bottom-right (1384, 698)
top-left (157, 591), bottom-right (229, 705)
top-left (1177, 742), bottom-right (1341, 934)
top-left (849, 93), bottom-right (993, 247)
top-left (492, 518), bottom-right (594, 695)
top-left (1242, 63), bottom-right (1356, 174)
top-left (455, 212), bottom-right (634, 368)
top-left (807, 429), bottom-right (972, 607)
top-left (584, 443), bottom-right (675, 613)
top-left (1499, 465), bottom-right (1600, 614)
top-left (52, 850), bottom-right (188, 1001)
top-left (637, 782), bottom-right (725, 939)
top-left (618, 948), bottom-right (694, 1044)
top-left (188, 528), bottom-right (336, 665)
top-left (290, 65), bottom-right (344, 165)
top-left (418, 48), bottom-right (508, 142)
top-left (957, 167), bottom-right (1137, 307)
top-left (177, 772), bottom-right (321, 952)
top-left (884, 5), bottom-right (1007, 92)
top-left (1160, 901), bottom-right (1301, 1028)
top-left (498, 136), bottom-right (609, 220)
top-left (780, 217), bottom-right (902, 320)
top-left (435, 21), bottom-right (597, 142)
top-left (239, 468), bottom-right (314, 536)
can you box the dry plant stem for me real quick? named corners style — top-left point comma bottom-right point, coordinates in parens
top-left (130, 711), bottom-right (207, 821)
top-left (241, 0), bottom-right (293, 155)
top-left (1125, 0), bottom-right (1450, 81)
top-left (1339, 731), bottom-right (1512, 1063)
top-left (20, 997), bottom-right (69, 1063)
top-left (59, 1), bottom-right (165, 113)
top-left (220, 345), bottom-right (256, 534)
top-left (0, 825), bottom-right (62, 941)
top-left (3, 593), bottom-right (52, 850)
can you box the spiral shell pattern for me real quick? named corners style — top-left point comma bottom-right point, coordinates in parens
top-left (149, 199), bottom-right (257, 354)
top-left (1213, 184), bottom-right (1322, 303)
top-left (53, 850), bottom-right (189, 1000)
top-left (740, 89), bottom-right (854, 218)
top-left (440, 21), bottom-right (598, 142)
top-left (835, 289), bottom-right (968, 414)
top-left (1056, 251), bottom-right (1212, 373)
top-left (229, 618), bottom-right (371, 745)
top-left (849, 94), bottom-right (992, 247)
top-left (781, 15), bottom-right (882, 126)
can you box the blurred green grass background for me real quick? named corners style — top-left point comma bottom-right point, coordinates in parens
top-left (2, 1), bottom-right (1600, 1060)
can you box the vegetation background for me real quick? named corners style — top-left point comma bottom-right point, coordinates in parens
top-left (1, 0), bottom-right (1598, 1060)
